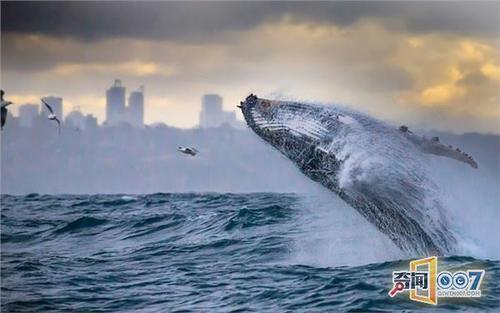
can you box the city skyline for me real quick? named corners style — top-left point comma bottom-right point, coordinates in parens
top-left (12, 79), bottom-right (242, 129)
top-left (5, 86), bottom-right (246, 129)
top-left (2, 2), bottom-right (499, 133)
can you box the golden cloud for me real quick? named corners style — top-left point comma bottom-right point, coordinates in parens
top-left (52, 61), bottom-right (176, 77)
top-left (421, 84), bottom-right (466, 105)
top-left (481, 63), bottom-right (500, 81)
top-left (2, 17), bottom-right (499, 132)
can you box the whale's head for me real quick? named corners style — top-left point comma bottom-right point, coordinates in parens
top-left (238, 94), bottom-right (334, 151)
top-left (239, 94), bottom-right (280, 142)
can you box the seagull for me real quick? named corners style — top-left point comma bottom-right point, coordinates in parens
top-left (1, 90), bottom-right (13, 130)
top-left (41, 98), bottom-right (61, 135)
top-left (177, 146), bottom-right (199, 156)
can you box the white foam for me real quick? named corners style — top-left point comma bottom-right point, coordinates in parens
top-left (427, 157), bottom-right (500, 260)
top-left (120, 195), bottom-right (138, 201)
top-left (287, 185), bottom-right (403, 268)
top-left (338, 114), bottom-right (359, 126)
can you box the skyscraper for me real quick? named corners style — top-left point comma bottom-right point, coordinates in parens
top-left (65, 107), bottom-right (85, 129)
top-left (18, 104), bottom-right (39, 127)
top-left (40, 96), bottom-right (63, 119)
top-left (199, 94), bottom-right (223, 128)
top-left (199, 94), bottom-right (242, 128)
top-left (106, 79), bottom-right (126, 126)
top-left (84, 114), bottom-right (98, 131)
top-left (128, 86), bottom-right (144, 127)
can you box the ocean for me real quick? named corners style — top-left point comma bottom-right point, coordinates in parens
top-left (1, 193), bottom-right (499, 312)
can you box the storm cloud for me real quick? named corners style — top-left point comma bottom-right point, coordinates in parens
top-left (2, 1), bottom-right (499, 41)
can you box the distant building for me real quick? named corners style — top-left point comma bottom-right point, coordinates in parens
top-left (105, 80), bottom-right (144, 127)
top-left (65, 107), bottom-right (85, 129)
top-left (40, 96), bottom-right (63, 119)
top-left (127, 86), bottom-right (144, 127)
top-left (106, 79), bottom-right (126, 126)
top-left (6, 111), bottom-right (19, 128)
top-left (223, 111), bottom-right (237, 127)
top-left (18, 104), bottom-right (39, 127)
top-left (199, 94), bottom-right (223, 128)
top-left (84, 114), bottom-right (98, 131)
top-left (199, 94), bottom-right (243, 128)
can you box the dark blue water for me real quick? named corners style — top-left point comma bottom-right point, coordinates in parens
top-left (1, 194), bottom-right (499, 312)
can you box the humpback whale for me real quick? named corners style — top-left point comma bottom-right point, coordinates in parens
top-left (239, 94), bottom-right (475, 256)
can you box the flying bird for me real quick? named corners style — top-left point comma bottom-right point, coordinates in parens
top-left (1, 90), bottom-right (13, 130)
top-left (41, 98), bottom-right (61, 135)
top-left (177, 146), bottom-right (199, 156)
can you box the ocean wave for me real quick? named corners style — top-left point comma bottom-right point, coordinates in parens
top-left (1, 193), bottom-right (498, 312)
top-left (54, 216), bottom-right (108, 234)
top-left (224, 205), bottom-right (293, 231)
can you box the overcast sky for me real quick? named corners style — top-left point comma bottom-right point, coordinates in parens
top-left (1, 1), bottom-right (499, 133)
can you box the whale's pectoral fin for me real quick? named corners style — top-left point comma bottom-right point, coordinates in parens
top-left (419, 139), bottom-right (478, 169)
top-left (399, 127), bottom-right (478, 169)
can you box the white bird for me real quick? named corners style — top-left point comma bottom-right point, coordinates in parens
top-left (1, 90), bottom-right (13, 130)
top-left (177, 146), bottom-right (199, 156)
top-left (41, 98), bottom-right (61, 135)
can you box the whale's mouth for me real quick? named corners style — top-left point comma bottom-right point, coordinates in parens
top-left (238, 94), bottom-right (258, 128)
top-left (238, 94), bottom-right (278, 140)
top-left (238, 94), bottom-right (271, 132)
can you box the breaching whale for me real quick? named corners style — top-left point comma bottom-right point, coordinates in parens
top-left (239, 94), bottom-right (477, 256)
